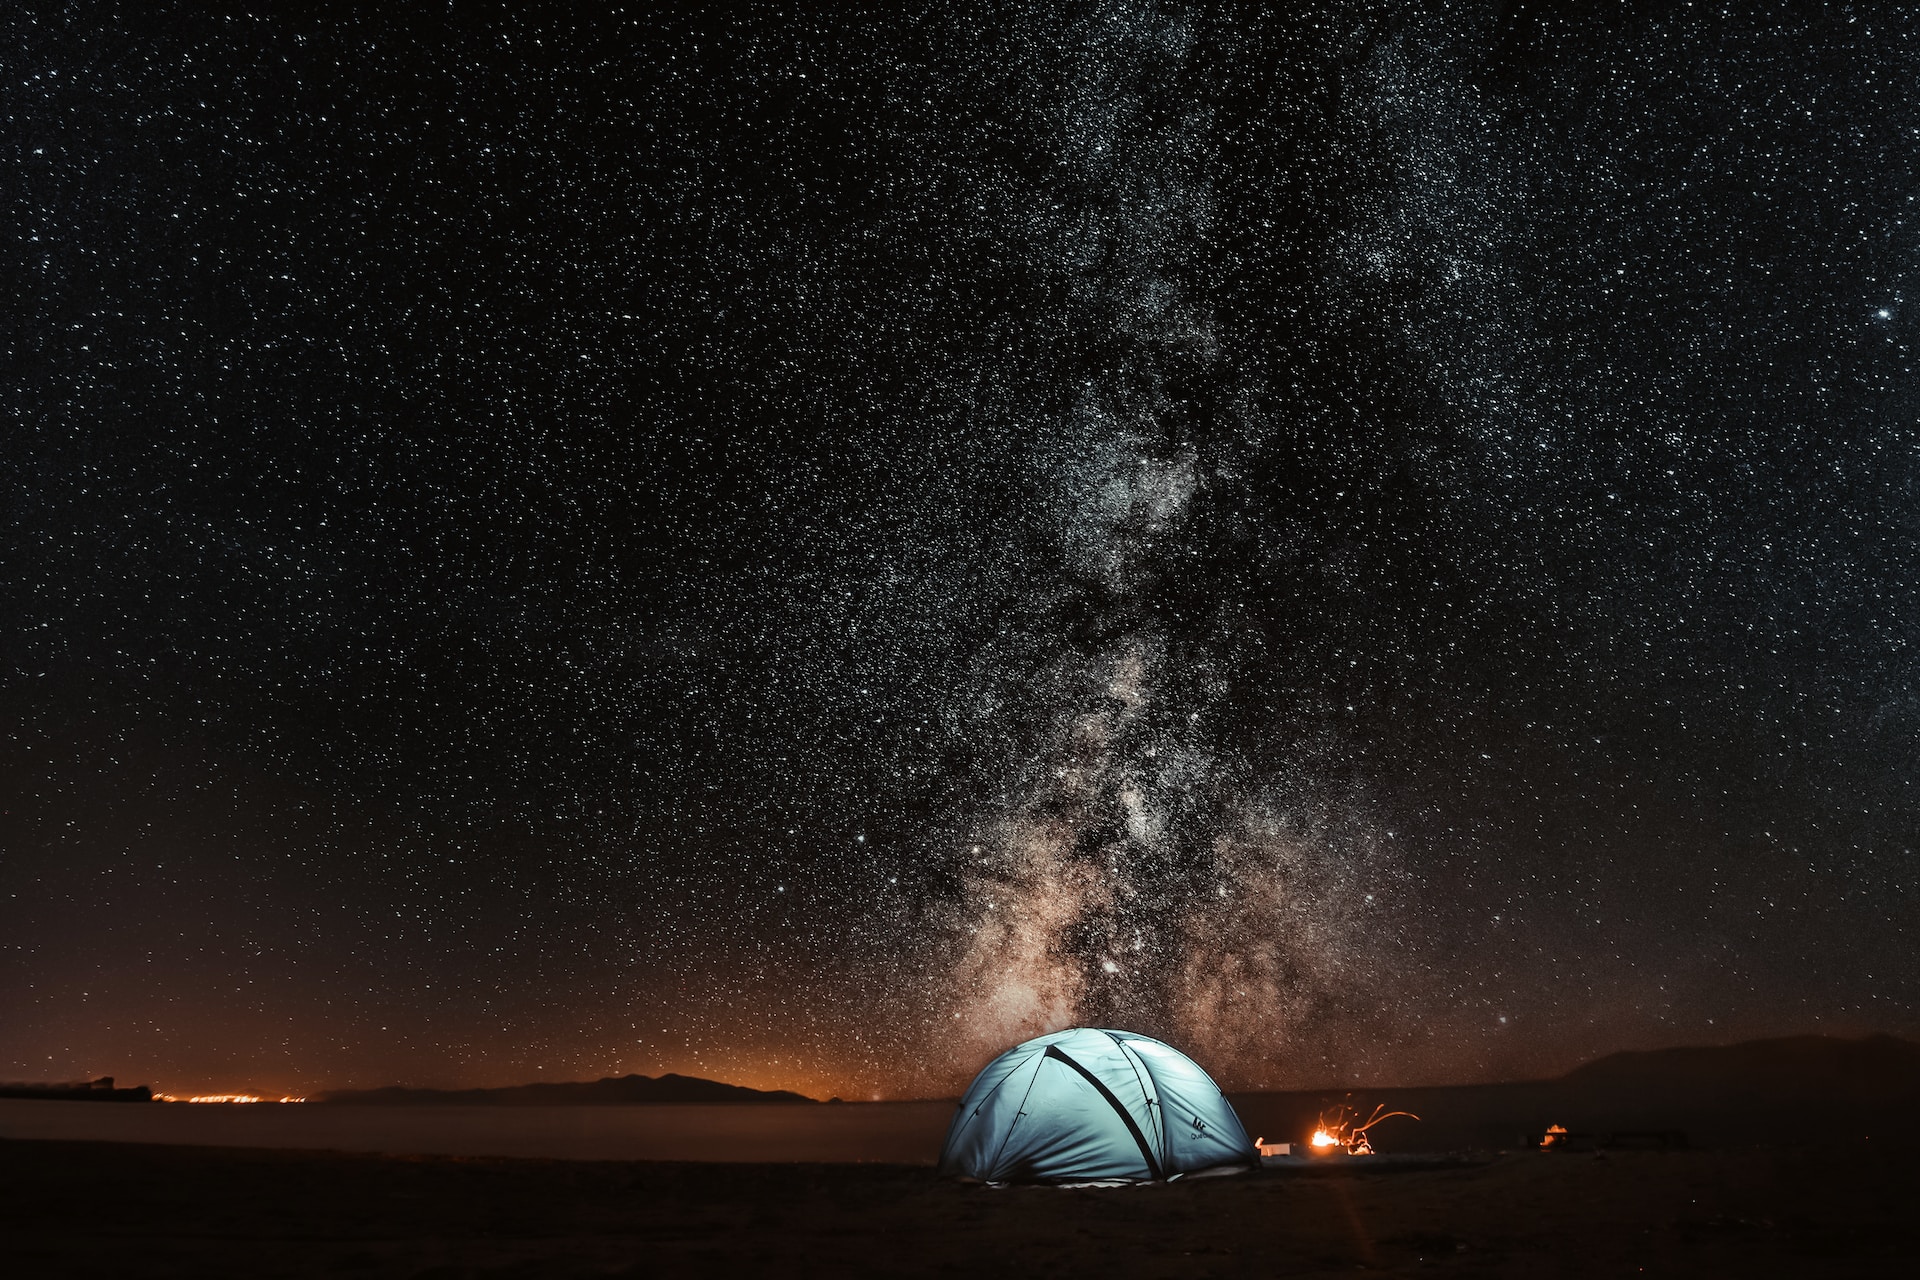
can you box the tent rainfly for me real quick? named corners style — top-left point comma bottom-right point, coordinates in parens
top-left (937, 1027), bottom-right (1257, 1184)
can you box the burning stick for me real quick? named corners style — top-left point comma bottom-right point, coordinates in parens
top-left (1309, 1101), bottom-right (1422, 1155)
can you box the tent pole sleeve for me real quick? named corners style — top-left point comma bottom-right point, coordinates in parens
top-left (1043, 1046), bottom-right (1165, 1181)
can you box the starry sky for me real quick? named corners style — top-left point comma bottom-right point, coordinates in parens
top-left (4, 2), bottom-right (1918, 1100)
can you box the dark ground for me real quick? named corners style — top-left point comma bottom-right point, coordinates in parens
top-left (2, 1137), bottom-right (1914, 1278)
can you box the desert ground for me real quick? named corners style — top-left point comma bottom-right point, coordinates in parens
top-left (3, 1135), bottom-right (1912, 1278)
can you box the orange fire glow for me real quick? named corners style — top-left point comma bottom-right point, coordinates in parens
top-left (154, 1094), bottom-right (306, 1104)
top-left (1309, 1101), bottom-right (1421, 1155)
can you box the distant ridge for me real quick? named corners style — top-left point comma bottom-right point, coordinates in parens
top-left (316, 1072), bottom-right (816, 1106)
top-left (1257, 1032), bottom-right (1920, 1098)
top-left (1559, 1032), bottom-right (1920, 1098)
top-left (0, 1076), bottom-right (151, 1103)
top-left (1227, 1032), bottom-right (1920, 1153)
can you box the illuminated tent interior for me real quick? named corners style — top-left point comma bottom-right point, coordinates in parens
top-left (937, 1028), bottom-right (1257, 1184)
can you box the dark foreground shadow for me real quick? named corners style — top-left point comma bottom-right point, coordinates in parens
top-left (4, 1133), bottom-right (1917, 1278)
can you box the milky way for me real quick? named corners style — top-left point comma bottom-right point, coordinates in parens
top-left (917, 3), bottom-right (1403, 1085)
top-left (4, 3), bottom-right (1918, 1097)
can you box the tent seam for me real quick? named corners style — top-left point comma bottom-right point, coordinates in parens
top-left (984, 1050), bottom-right (1048, 1181)
top-left (1044, 1045), bottom-right (1165, 1181)
top-left (949, 1051), bottom-right (1037, 1145)
top-left (1102, 1031), bottom-right (1164, 1164)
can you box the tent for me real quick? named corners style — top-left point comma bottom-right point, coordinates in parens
top-left (936, 1027), bottom-right (1257, 1183)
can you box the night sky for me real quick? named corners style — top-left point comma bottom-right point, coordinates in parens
top-left (5, 2), bottom-right (1918, 1100)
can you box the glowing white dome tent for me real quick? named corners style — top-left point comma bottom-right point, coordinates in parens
top-left (937, 1028), bottom-right (1257, 1183)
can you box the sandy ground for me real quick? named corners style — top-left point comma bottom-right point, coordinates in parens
top-left (3, 1137), bottom-right (1913, 1278)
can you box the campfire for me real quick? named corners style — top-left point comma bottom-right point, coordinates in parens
top-left (1308, 1102), bottom-right (1421, 1156)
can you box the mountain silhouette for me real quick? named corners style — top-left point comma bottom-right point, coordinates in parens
top-left (315, 1072), bottom-right (816, 1106)
top-left (1558, 1033), bottom-right (1920, 1100)
top-left (1229, 1033), bottom-right (1920, 1152)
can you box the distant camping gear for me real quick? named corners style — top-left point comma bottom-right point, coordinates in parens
top-left (1539, 1124), bottom-right (1686, 1152)
top-left (937, 1028), bottom-right (1258, 1184)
